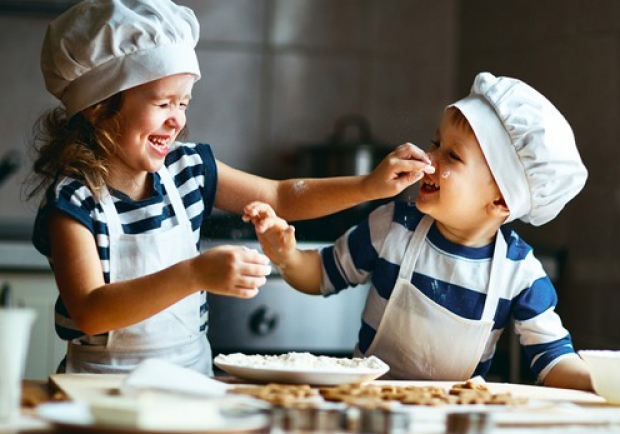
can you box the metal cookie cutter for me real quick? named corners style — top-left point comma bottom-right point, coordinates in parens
top-left (351, 407), bottom-right (412, 434)
top-left (446, 412), bottom-right (494, 434)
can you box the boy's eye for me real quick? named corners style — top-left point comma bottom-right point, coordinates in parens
top-left (431, 138), bottom-right (462, 162)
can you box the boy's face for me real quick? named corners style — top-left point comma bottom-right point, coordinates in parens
top-left (415, 110), bottom-right (505, 241)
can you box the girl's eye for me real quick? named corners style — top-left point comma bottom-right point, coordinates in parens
top-left (157, 101), bottom-right (189, 110)
top-left (430, 139), bottom-right (440, 148)
top-left (449, 151), bottom-right (461, 161)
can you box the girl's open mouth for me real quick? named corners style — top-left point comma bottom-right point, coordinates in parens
top-left (149, 135), bottom-right (170, 156)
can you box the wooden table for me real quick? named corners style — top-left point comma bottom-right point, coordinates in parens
top-left (8, 377), bottom-right (620, 433)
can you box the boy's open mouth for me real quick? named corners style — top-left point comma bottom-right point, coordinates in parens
top-left (421, 179), bottom-right (440, 192)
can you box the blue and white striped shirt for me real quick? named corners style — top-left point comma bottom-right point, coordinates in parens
top-left (319, 200), bottom-right (577, 382)
top-left (32, 142), bottom-right (217, 345)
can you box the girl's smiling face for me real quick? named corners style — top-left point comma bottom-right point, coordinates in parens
top-left (416, 107), bottom-right (506, 244)
top-left (107, 73), bottom-right (195, 195)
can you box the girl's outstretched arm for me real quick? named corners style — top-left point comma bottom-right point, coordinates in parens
top-left (214, 142), bottom-right (434, 220)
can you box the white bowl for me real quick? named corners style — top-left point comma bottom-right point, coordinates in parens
top-left (579, 350), bottom-right (620, 404)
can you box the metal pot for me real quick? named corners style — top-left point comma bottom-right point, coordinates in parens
top-left (297, 115), bottom-right (393, 177)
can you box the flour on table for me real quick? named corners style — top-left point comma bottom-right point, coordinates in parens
top-left (215, 352), bottom-right (388, 372)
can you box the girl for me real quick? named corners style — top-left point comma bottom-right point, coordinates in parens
top-left (29, 0), bottom-right (433, 375)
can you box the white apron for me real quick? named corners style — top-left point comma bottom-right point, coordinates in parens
top-left (365, 215), bottom-right (504, 380)
top-left (66, 167), bottom-right (212, 374)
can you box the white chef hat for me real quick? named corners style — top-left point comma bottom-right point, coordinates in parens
top-left (450, 72), bottom-right (587, 226)
top-left (40, 0), bottom-right (201, 119)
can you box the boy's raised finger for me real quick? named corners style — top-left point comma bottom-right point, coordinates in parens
top-left (255, 216), bottom-right (290, 234)
top-left (243, 201), bottom-right (276, 220)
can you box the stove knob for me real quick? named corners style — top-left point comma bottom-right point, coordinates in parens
top-left (249, 306), bottom-right (279, 336)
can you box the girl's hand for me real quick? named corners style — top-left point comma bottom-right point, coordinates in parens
top-left (363, 142), bottom-right (435, 199)
top-left (243, 201), bottom-right (297, 267)
top-left (190, 245), bottom-right (272, 298)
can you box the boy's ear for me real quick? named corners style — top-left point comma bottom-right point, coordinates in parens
top-left (489, 197), bottom-right (510, 218)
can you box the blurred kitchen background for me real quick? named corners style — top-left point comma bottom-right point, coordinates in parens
top-left (0, 0), bottom-right (618, 382)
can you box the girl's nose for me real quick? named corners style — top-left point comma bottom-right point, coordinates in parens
top-left (166, 117), bottom-right (178, 130)
top-left (166, 111), bottom-right (184, 131)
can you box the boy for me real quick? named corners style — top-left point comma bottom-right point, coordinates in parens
top-left (243, 72), bottom-right (592, 390)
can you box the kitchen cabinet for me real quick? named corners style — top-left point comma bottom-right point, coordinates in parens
top-left (0, 272), bottom-right (65, 380)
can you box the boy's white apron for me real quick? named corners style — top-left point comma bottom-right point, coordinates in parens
top-left (66, 167), bottom-right (212, 374)
top-left (365, 215), bottom-right (504, 380)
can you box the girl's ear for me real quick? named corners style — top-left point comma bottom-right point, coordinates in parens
top-left (489, 197), bottom-right (510, 218)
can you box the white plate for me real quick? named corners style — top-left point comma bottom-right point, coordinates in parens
top-left (214, 361), bottom-right (389, 385)
top-left (36, 401), bottom-right (269, 434)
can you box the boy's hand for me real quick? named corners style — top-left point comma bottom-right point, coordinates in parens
top-left (364, 142), bottom-right (435, 199)
top-left (243, 201), bottom-right (297, 267)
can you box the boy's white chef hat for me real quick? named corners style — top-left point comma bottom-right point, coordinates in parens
top-left (450, 72), bottom-right (587, 226)
top-left (41, 0), bottom-right (200, 118)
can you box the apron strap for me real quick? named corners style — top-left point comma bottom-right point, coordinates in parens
top-left (399, 215), bottom-right (434, 280)
top-left (480, 230), bottom-right (506, 322)
top-left (157, 166), bottom-right (191, 225)
top-left (99, 188), bottom-right (122, 237)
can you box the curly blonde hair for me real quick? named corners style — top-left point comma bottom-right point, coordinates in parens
top-left (27, 93), bottom-right (124, 201)
top-left (27, 93), bottom-right (188, 201)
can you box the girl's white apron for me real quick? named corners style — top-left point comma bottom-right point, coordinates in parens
top-left (65, 167), bottom-right (212, 374)
top-left (364, 215), bottom-right (504, 380)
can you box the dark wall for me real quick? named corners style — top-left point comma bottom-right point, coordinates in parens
top-left (459, 0), bottom-right (620, 350)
